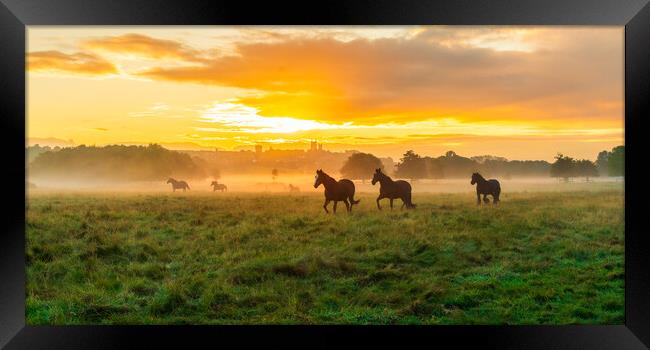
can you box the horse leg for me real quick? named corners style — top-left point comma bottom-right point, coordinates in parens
top-left (476, 192), bottom-right (481, 205)
top-left (483, 194), bottom-right (489, 203)
top-left (390, 198), bottom-right (394, 210)
top-left (333, 201), bottom-right (338, 214)
top-left (343, 199), bottom-right (350, 213)
top-left (323, 199), bottom-right (330, 213)
top-left (376, 195), bottom-right (384, 210)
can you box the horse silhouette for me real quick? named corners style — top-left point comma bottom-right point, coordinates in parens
top-left (288, 184), bottom-right (300, 193)
top-left (211, 181), bottom-right (227, 192)
top-left (371, 168), bottom-right (416, 210)
top-left (167, 178), bottom-right (190, 192)
top-left (314, 169), bottom-right (360, 213)
top-left (471, 172), bottom-right (500, 205)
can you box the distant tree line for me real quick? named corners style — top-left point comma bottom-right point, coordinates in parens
top-left (29, 144), bottom-right (207, 181)
top-left (26, 144), bottom-right (62, 164)
top-left (340, 146), bottom-right (624, 182)
top-left (340, 149), bottom-right (551, 181)
top-left (391, 150), bottom-right (551, 180)
top-left (28, 143), bottom-right (624, 183)
top-left (550, 154), bottom-right (598, 181)
top-left (550, 145), bottom-right (624, 181)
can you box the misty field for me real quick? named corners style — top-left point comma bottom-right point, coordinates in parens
top-left (26, 187), bottom-right (624, 325)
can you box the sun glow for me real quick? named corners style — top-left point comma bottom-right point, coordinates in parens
top-left (197, 102), bottom-right (355, 133)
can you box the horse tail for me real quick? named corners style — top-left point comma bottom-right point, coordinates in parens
top-left (346, 180), bottom-right (360, 205)
top-left (350, 187), bottom-right (360, 205)
top-left (405, 192), bottom-right (416, 209)
top-left (494, 182), bottom-right (501, 202)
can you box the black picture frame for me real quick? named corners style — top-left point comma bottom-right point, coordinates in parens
top-left (2, 0), bottom-right (649, 348)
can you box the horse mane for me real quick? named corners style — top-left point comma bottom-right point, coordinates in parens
top-left (375, 169), bottom-right (394, 183)
top-left (319, 170), bottom-right (335, 182)
top-left (473, 172), bottom-right (487, 182)
top-left (379, 171), bottom-right (393, 182)
top-left (316, 170), bottom-right (339, 189)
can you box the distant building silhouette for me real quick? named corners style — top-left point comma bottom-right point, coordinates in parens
top-left (255, 144), bottom-right (263, 154)
top-left (310, 140), bottom-right (324, 152)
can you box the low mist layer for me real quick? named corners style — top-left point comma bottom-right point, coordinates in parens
top-left (26, 143), bottom-right (624, 192)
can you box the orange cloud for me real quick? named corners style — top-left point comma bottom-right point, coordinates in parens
top-left (82, 33), bottom-right (201, 61)
top-left (136, 31), bottom-right (622, 126)
top-left (27, 29), bottom-right (623, 130)
top-left (27, 50), bottom-right (117, 76)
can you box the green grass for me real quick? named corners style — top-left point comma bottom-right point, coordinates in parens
top-left (26, 189), bottom-right (624, 325)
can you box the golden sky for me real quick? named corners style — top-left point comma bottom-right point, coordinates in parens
top-left (27, 26), bottom-right (624, 161)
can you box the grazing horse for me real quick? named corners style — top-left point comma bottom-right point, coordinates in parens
top-left (313, 169), bottom-right (360, 213)
top-left (371, 168), bottom-right (416, 210)
top-left (211, 181), bottom-right (227, 192)
top-left (167, 178), bottom-right (190, 192)
top-left (471, 172), bottom-right (500, 205)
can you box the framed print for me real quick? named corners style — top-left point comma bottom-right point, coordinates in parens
top-left (1, 0), bottom-right (649, 348)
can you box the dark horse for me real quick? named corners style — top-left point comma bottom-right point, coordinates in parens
top-left (314, 169), bottom-right (360, 213)
top-left (371, 168), bottom-right (416, 210)
top-left (471, 172), bottom-right (500, 205)
top-left (211, 181), bottom-right (227, 192)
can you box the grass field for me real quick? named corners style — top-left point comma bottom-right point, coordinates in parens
top-left (26, 187), bottom-right (624, 325)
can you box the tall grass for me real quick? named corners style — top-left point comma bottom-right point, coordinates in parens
top-left (26, 189), bottom-right (624, 324)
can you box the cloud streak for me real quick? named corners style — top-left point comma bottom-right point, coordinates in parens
top-left (27, 50), bottom-right (118, 76)
top-left (82, 33), bottom-right (202, 62)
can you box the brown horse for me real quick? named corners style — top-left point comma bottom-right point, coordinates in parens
top-left (471, 172), bottom-right (500, 205)
top-left (371, 168), bottom-right (416, 210)
top-left (167, 178), bottom-right (190, 192)
top-left (211, 181), bottom-right (227, 192)
top-left (314, 169), bottom-right (360, 213)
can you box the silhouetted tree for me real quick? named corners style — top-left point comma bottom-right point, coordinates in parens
top-left (340, 152), bottom-right (383, 182)
top-left (396, 150), bottom-right (427, 181)
top-left (575, 159), bottom-right (599, 182)
top-left (608, 146), bottom-right (624, 177)
top-left (550, 153), bottom-right (576, 182)
top-left (436, 150), bottom-right (476, 178)
top-left (596, 150), bottom-right (610, 176)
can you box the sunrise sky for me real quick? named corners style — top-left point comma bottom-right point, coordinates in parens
top-left (27, 26), bottom-right (624, 161)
